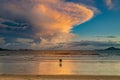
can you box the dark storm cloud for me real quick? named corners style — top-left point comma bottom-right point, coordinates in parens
top-left (0, 17), bottom-right (35, 40)
top-left (0, 0), bottom-right (35, 40)
top-left (0, 18), bottom-right (28, 29)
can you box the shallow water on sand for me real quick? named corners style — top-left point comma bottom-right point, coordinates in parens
top-left (0, 50), bottom-right (120, 75)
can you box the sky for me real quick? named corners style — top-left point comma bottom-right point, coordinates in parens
top-left (0, 0), bottom-right (120, 50)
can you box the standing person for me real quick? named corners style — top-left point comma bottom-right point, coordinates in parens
top-left (59, 59), bottom-right (62, 67)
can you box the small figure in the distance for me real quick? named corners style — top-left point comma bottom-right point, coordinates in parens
top-left (59, 59), bottom-right (62, 63)
top-left (59, 59), bottom-right (62, 67)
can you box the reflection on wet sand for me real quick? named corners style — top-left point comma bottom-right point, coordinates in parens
top-left (1, 50), bottom-right (120, 75)
top-left (1, 59), bottom-right (120, 75)
top-left (38, 59), bottom-right (74, 75)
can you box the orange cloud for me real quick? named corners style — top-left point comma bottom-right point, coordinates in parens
top-left (30, 0), bottom-right (94, 45)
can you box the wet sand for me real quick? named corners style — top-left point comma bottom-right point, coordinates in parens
top-left (0, 75), bottom-right (120, 80)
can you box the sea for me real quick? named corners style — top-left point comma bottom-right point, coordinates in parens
top-left (0, 50), bottom-right (120, 75)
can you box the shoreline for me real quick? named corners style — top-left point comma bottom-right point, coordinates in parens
top-left (0, 75), bottom-right (120, 80)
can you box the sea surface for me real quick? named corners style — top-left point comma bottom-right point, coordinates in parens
top-left (0, 50), bottom-right (120, 75)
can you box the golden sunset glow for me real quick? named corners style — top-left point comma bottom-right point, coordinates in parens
top-left (38, 61), bottom-right (74, 75)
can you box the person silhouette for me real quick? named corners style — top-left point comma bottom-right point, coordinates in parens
top-left (59, 59), bottom-right (62, 67)
top-left (59, 59), bottom-right (62, 62)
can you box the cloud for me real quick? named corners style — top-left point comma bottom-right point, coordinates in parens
top-left (53, 40), bottom-right (120, 50)
top-left (0, 37), bottom-right (6, 48)
top-left (0, 0), bottom-right (95, 48)
top-left (3, 38), bottom-right (34, 49)
top-left (107, 36), bottom-right (117, 38)
top-left (3, 40), bottom-right (120, 50)
top-left (16, 38), bottom-right (34, 44)
top-left (30, 0), bottom-right (94, 44)
top-left (104, 0), bottom-right (120, 10)
top-left (71, 40), bottom-right (120, 47)
top-left (105, 0), bottom-right (113, 9)
top-left (0, 38), bottom-right (5, 44)
top-left (96, 35), bottom-right (117, 38)
top-left (0, 18), bottom-right (28, 30)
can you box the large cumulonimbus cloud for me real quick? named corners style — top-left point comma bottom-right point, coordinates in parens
top-left (0, 0), bottom-right (95, 49)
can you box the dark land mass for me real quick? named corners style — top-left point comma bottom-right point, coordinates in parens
top-left (104, 47), bottom-right (120, 50)
top-left (0, 48), bottom-right (33, 51)
top-left (0, 48), bottom-right (11, 51)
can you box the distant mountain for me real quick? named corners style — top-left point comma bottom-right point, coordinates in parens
top-left (105, 47), bottom-right (120, 50)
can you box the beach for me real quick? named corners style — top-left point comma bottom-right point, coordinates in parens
top-left (0, 51), bottom-right (120, 80)
top-left (0, 75), bottom-right (120, 80)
